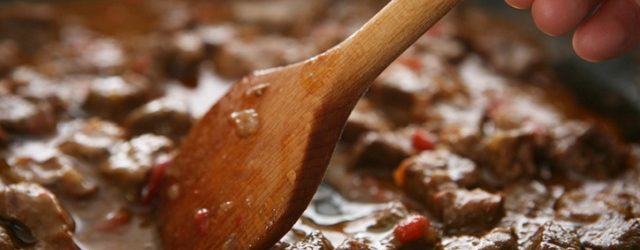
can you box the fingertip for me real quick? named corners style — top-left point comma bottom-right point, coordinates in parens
top-left (572, 33), bottom-right (603, 62)
top-left (572, 0), bottom-right (640, 62)
top-left (505, 0), bottom-right (534, 10)
top-left (531, 0), bottom-right (598, 36)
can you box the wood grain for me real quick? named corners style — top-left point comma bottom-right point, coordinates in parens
top-left (157, 0), bottom-right (460, 249)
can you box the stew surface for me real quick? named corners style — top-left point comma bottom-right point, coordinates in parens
top-left (0, 0), bottom-right (639, 249)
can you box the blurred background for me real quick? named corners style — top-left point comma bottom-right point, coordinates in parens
top-left (1, 0), bottom-right (639, 141)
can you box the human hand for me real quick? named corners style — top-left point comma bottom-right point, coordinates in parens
top-left (505, 0), bottom-right (640, 62)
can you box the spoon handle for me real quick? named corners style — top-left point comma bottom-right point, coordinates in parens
top-left (318, 0), bottom-right (460, 97)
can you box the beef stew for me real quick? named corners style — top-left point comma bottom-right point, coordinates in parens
top-left (0, 0), bottom-right (639, 249)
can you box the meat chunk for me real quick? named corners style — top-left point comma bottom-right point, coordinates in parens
top-left (2, 156), bottom-right (97, 197)
top-left (395, 150), bottom-right (479, 207)
top-left (475, 127), bottom-right (548, 183)
top-left (350, 128), bottom-right (415, 170)
top-left (123, 98), bottom-right (193, 140)
top-left (82, 75), bottom-right (152, 120)
top-left (286, 231), bottom-right (334, 250)
top-left (551, 122), bottom-right (629, 179)
top-left (368, 64), bottom-right (431, 125)
top-left (10, 69), bottom-right (68, 113)
top-left (101, 134), bottom-right (174, 187)
top-left (529, 221), bottom-right (580, 250)
top-left (343, 99), bottom-right (390, 143)
top-left (500, 215), bottom-right (550, 249)
top-left (213, 36), bottom-right (316, 78)
top-left (0, 95), bottom-right (56, 135)
top-left (440, 227), bottom-right (517, 250)
top-left (369, 58), bottom-right (466, 125)
top-left (555, 183), bottom-right (631, 223)
top-left (58, 118), bottom-right (126, 160)
top-left (159, 31), bottom-right (207, 87)
top-left (434, 188), bottom-right (504, 233)
top-left (578, 216), bottom-right (640, 250)
top-left (503, 181), bottom-right (561, 217)
top-left (0, 183), bottom-right (78, 249)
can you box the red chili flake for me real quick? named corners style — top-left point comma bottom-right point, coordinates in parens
top-left (96, 209), bottom-right (130, 231)
top-left (141, 160), bottom-right (173, 205)
top-left (399, 56), bottom-right (423, 72)
top-left (394, 215), bottom-right (430, 243)
top-left (412, 130), bottom-right (436, 151)
top-left (194, 208), bottom-right (210, 236)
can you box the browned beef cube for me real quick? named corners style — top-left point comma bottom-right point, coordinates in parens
top-left (286, 231), bottom-right (334, 250)
top-left (440, 227), bottom-right (517, 250)
top-left (34, 32), bottom-right (127, 76)
top-left (335, 238), bottom-right (372, 250)
top-left (10, 70), bottom-right (67, 113)
top-left (343, 100), bottom-right (390, 143)
top-left (500, 215), bottom-right (550, 249)
top-left (434, 188), bottom-right (504, 233)
top-left (599, 182), bottom-right (640, 218)
top-left (0, 183), bottom-right (78, 249)
top-left (476, 127), bottom-right (549, 183)
top-left (528, 221), bottom-right (580, 250)
top-left (557, 182), bottom-right (640, 224)
top-left (578, 217), bottom-right (640, 250)
top-left (555, 184), bottom-right (621, 223)
top-left (82, 75), bottom-right (152, 120)
top-left (369, 64), bottom-right (431, 125)
top-left (58, 118), bottom-right (126, 160)
top-left (3, 156), bottom-right (97, 198)
top-left (503, 181), bottom-right (561, 217)
top-left (213, 36), bottom-right (316, 78)
top-left (160, 31), bottom-right (206, 87)
top-left (551, 121), bottom-right (629, 179)
top-left (101, 134), bottom-right (174, 187)
top-left (0, 95), bottom-right (56, 135)
top-left (350, 129), bottom-right (415, 170)
top-left (395, 150), bottom-right (479, 207)
top-left (123, 98), bottom-right (193, 140)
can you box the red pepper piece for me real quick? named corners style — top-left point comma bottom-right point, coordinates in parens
top-left (412, 130), bottom-right (436, 151)
top-left (141, 160), bottom-right (172, 205)
top-left (394, 215), bottom-right (430, 243)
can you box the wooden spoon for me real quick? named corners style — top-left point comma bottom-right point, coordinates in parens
top-left (158, 0), bottom-right (459, 248)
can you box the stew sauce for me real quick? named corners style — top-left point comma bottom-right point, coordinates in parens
top-left (0, 0), bottom-right (638, 249)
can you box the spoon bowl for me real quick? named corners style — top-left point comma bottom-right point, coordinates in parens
top-left (158, 0), bottom-right (459, 248)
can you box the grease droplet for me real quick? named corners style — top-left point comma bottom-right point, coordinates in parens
top-left (194, 208), bottom-right (210, 236)
top-left (230, 109), bottom-right (259, 137)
